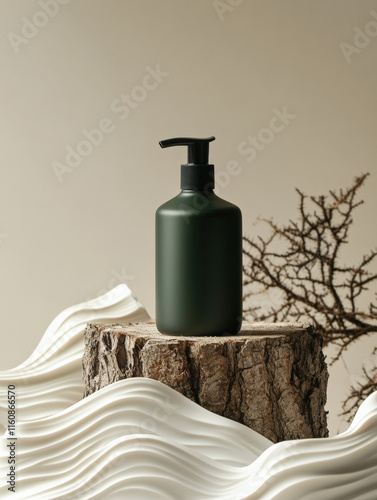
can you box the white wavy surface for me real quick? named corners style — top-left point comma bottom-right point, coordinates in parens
top-left (1, 378), bottom-right (376, 500)
top-left (0, 285), bottom-right (376, 499)
top-left (0, 285), bottom-right (150, 429)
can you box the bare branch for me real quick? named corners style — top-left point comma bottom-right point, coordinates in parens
top-left (243, 173), bottom-right (377, 418)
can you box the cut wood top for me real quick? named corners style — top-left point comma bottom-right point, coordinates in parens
top-left (90, 321), bottom-right (315, 342)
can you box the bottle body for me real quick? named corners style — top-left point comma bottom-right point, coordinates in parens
top-left (156, 190), bottom-right (242, 336)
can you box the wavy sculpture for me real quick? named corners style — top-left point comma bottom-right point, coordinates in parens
top-left (0, 286), bottom-right (376, 499)
top-left (0, 285), bottom-right (150, 430)
top-left (1, 378), bottom-right (376, 499)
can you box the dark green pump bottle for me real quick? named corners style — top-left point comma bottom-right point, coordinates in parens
top-left (156, 136), bottom-right (242, 336)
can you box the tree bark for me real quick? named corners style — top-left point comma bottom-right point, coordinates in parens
top-left (82, 321), bottom-right (328, 442)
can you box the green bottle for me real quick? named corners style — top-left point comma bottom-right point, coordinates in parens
top-left (156, 136), bottom-right (242, 336)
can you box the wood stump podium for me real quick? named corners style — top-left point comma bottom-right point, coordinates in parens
top-left (82, 321), bottom-right (328, 442)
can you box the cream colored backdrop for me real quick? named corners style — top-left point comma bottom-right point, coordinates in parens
top-left (0, 0), bottom-right (376, 435)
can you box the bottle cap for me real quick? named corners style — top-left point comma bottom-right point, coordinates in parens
top-left (159, 136), bottom-right (215, 190)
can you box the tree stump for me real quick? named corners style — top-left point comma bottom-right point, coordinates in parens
top-left (82, 321), bottom-right (328, 442)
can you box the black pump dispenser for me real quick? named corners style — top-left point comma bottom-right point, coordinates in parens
top-left (159, 136), bottom-right (215, 190)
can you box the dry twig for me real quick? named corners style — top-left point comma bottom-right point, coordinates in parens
top-left (243, 173), bottom-right (377, 419)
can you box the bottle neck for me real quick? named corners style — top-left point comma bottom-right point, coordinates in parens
top-left (180, 164), bottom-right (214, 191)
top-left (181, 187), bottom-right (214, 192)
top-left (180, 188), bottom-right (215, 198)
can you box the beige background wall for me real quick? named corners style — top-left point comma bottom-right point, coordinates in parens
top-left (0, 0), bottom-right (376, 435)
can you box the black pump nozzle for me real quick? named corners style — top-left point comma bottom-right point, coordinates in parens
top-left (159, 137), bottom-right (215, 165)
top-left (159, 136), bottom-right (216, 191)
